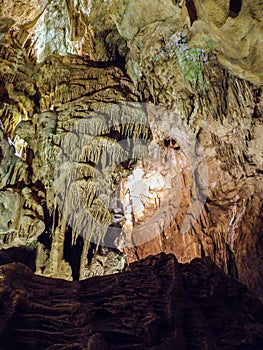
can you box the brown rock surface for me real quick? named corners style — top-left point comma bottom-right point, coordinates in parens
top-left (0, 253), bottom-right (262, 350)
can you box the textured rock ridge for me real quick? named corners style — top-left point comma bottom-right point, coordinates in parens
top-left (0, 253), bottom-right (262, 350)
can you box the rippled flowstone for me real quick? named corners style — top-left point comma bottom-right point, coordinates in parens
top-left (0, 253), bottom-right (262, 350)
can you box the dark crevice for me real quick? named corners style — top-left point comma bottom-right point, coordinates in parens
top-left (200, 244), bottom-right (205, 258)
top-left (229, 0), bottom-right (242, 18)
top-left (221, 70), bottom-right (229, 117)
top-left (0, 81), bottom-right (10, 107)
top-left (185, 0), bottom-right (197, 25)
top-left (112, 49), bottom-right (127, 73)
top-left (31, 85), bottom-right (41, 113)
top-left (38, 230), bottom-right (52, 251)
top-left (64, 226), bottom-right (86, 280)
top-left (158, 136), bottom-right (180, 150)
top-left (226, 245), bottom-right (238, 279)
top-left (87, 242), bottom-right (96, 265)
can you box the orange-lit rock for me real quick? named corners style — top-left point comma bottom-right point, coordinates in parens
top-left (0, 0), bottom-right (262, 301)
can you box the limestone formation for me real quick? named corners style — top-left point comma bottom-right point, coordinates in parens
top-left (0, 254), bottom-right (262, 349)
top-left (0, 0), bottom-right (262, 303)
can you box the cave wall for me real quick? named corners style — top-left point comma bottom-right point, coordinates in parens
top-left (0, 0), bottom-right (262, 298)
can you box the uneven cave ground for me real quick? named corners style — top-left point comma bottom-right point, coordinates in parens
top-left (0, 252), bottom-right (263, 350)
top-left (0, 0), bottom-right (263, 349)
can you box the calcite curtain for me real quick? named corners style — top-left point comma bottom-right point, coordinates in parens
top-left (0, 0), bottom-right (262, 300)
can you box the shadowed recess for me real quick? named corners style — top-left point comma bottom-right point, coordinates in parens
top-left (229, 0), bottom-right (242, 18)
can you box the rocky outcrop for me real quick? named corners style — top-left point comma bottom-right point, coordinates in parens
top-left (0, 0), bottom-right (262, 300)
top-left (0, 245), bottom-right (36, 270)
top-left (107, 0), bottom-right (263, 300)
top-left (0, 44), bottom-right (150, 280)
top-left (0, 253), bottom-right (262, 350)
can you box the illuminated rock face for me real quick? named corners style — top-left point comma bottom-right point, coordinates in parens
top-left (0, 0), bottom-right (262, 298)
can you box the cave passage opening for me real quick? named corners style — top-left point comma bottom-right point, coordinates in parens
top-left (185, 0), bottom-right (197, 25)
top-left (229, 0), bottom-right (242, 18)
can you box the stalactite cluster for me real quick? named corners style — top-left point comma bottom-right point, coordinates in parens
top-left (0, 0), bottom-right (262, 300)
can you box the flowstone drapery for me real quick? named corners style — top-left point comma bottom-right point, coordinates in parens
top-left (0, 0), bottom-right (262, 300)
